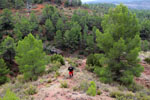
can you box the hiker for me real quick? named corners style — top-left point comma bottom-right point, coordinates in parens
top-left (68, 66), bottom-right (74, 78)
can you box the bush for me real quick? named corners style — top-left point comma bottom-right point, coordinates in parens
top-left (73, 86), bottom-right (78, 91)
top-left (79, 81), bottom-right (89, 92)
top-left (141, 40), bottom-right (150, 51)
top-left (2, 89), bottom-right (20, 100)
top-left (95, 67), bottom-right (112, 83)
top-left (60, 81), bottom-right (68, 88)
top-left (54, 71), bottom-right (60, 78)
top-left (127, 83), bottom-right (143, 92)
top-left (25, 85), bottom-right (37, 95)
top-left (17, 75), bottom-right (25, 83)
top-left (50, 54), bottom-right (65, 65)
top-left (144, 58), bottom-right (150, 64)
top-left (47, 62), bottom-right (61, 73)
top-left (86, 81), bottom-right (96, 96)
top-left (97, 90), bottom-right (102, 95)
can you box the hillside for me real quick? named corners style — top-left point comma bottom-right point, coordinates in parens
top-left (0, 1), bottom-right (150, 100)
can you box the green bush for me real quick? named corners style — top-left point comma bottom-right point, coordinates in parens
top-left (50, 54), bottom-right (65, 65)
top-left (144, 58), bottom-right (150, 64)
top-left (47, 62), bottom-right (61, 73)
top-left (54, 71), bottom-right (60, 78)
top-left (97, 90), bottom-right (102, 95)
top-left (86, 81), bottom-right (96, 96)
top-left (79, 81), bottom-right (89, 92)
top-left (2, 89), bottom-right (20, 100)
top-left (127, 83), bottom-right (143, 92)
top-left (25, 85), bottom-right (37, 95)
top-left (60, 81), bottom-right (68, 88)
top-left (95, 67), bottom-right (112, 83)
top-left (141, 40), bottom-right (150, 51)
top-left (17, 75), bottom-right (25, 83)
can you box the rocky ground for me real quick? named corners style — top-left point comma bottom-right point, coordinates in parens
top-left (33, 59), bottom-right (114, 100)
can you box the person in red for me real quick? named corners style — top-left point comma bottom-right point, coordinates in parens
top-left (68, 66), bottom-right (74, 78)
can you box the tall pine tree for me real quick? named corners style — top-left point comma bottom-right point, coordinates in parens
top-left (95, 4), bottom-right (144, 85)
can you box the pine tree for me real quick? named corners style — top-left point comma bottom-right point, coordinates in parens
top-left (54, 30), bottom-right (64, 48)
top-left (95, 4), bottom-right (144, 85)
top-left (0, 58), bottom-right (9, 84)
top-left (14, 0), bottom-right (24, 9)
top-left (0, 9), bottom-right (13, 31)
top-left (64, 22), bottom-right (81, 51)
top-left (56, 18), bottom-right (64, 32)
top-left (0, 36), bottom-right (16, 65)
top-left (15, 34), bottom-right (46, 81)
top-left (45, 19), bottom-right (55, 40)
top-left (14, 17), bottom-right (32, 39)
top-left (30, 12), bottom-right (39, 31)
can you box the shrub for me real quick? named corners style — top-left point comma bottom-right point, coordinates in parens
top-left (79, 81), bottom-right (89, 92)
top-left (47, 62), bottom-right (61, 73)
top-left (86, 81), bottom-right (96, 96)
top-left (73, 86), bottom-right (78, 91)
top-left (2, 89), bottom-right (20, 100)
top-left (47, 79), bottom-right (52, 83)
top-left (97, 90), bottom-right (102, 95)
top-left (54, 71), bottom-right (60, 78)
top-left (25, 85), bottom-right (37, 95)
top-left (144, 58), bottom-right (150, 64)
top-left (50, 54), bottom-right (65, 65)
top-left (17, 75), bottom-right (25, 83)
top-left (60, 81), bottom-right (68, 88)
top-left (141, 40), bottom-right (150, 51)
top-left (127, 82), bottom-right (143, 92)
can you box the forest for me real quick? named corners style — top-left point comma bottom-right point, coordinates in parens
top-left (0, 0), bottom-right (150, 100)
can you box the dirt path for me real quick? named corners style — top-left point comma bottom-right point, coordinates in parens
top-left (33, 59), bottom-right (114, 100)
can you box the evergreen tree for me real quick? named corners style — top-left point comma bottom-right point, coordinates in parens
top-left (54, 30), bottom-right (64, 48)
top-left (0, 0), bottom-right (9, 9)
top-left (15, 34), bottom-right (46, 81)
top-left (64, 22), bottom-right (81, 51)
top-left (0, 9), bottom-right (13, 31)
top-left (56, 18), bottom-right (64, 31)
top-left (45, 19), bottom-right (55, 40)
top-left (51, 12), bottom-right (60, 25)
top-left (0, 58), bottom-right (9, 84)
top-left (30, 12), bottom-right (39, 31)
top-left (0, 36), bottom-right (16, 65)
top-left (95, 4), bottom-right (144, 85)
top-left (14, 0), bottom-right (24, 9)
top-left (14, 17), bottom-right (32, 39)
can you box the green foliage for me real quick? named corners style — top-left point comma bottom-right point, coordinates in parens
top-left (64, 22), bottom-right (81, 51)
top-left (0, 9), bottom-right (13, 31)
top-left (0, 36), bottom-right (16, 65)
top-left (14, 17), bottom-right (33, 39)
top-left (97, 90), bottom-right (102, 95)
top-left (144, 58), bottom-right (150, 64)
top-left (141, 40), bottom-right (150, 51)
top-left (50, 54), bottom-right (65, 65)
top-left (86, 81), bottom-right (96, 96)
top-left (60, 81), bottom-right (68, 88)
top-left (25, 85), bottom-right (37, 95)
top-left (54, 71), bottom-right (60, 78)
top-left (30, 12), bottom-right (39, 31)
top-left (64, 0), bottom-right (82, 7)
top-left (140, 19), bottom-right (150, 41)
top-left (14, 0), bottom-right (24, 9)
top-left (45, 19), bottom-right (55, 40)
top-left (47, 62), bottom-right (61, 73)
top-left (54, 30), bottom-right (64, 48)
top-left (2, 89), bottom-right (20, 100)
top-left (96, 4), bottom-right (144, 85)
top-left (127, 82), bottom-right (143, 92)
top-left (0, 58), bottom-right (9, 84)
top-left (56, 18), bottom-right (64, 31)
top-left (79, 80), bottom-right (89, 92)
top-left (15, 34), bottom-right (46, 81)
